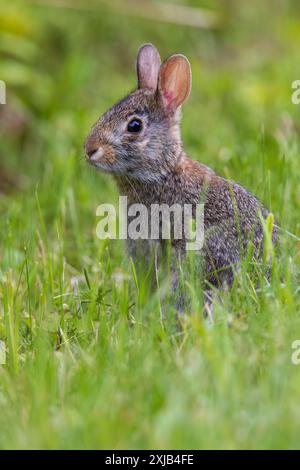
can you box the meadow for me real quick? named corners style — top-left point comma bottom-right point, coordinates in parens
top-left (0, 0), bottom-right (300, 449)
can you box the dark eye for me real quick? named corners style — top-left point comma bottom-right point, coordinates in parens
top-left (127, 118), bottom-right (142, 133)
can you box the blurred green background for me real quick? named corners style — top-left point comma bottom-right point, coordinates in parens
top-left (1, 0), bottom-right (300, 219)
top-left (0, 0), bottom-right (299, 206)
top-left (0, 0), bottom-right (300, 450)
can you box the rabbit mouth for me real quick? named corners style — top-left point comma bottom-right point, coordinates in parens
top-left (88, 158), bottom-right (115, 173)
top-left (87, 151), bottom-right (125, 175)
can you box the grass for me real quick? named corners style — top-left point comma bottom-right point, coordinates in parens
top-left (0, 0), bottom-right (300, 449)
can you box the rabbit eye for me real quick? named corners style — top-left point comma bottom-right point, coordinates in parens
top-left (127, 118), bottom-right (142, 133)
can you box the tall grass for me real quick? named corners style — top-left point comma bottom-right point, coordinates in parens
top-left (0, 0), bottom-right (300, 449)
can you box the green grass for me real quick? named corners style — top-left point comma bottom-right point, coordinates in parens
top-left (0, 0), bottom-right (300, 449)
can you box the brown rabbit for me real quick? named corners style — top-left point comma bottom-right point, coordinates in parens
top-left (85, 43), bottom-right (277, 304)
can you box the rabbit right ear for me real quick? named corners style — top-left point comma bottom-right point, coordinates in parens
top-left (137, 43), bottom-right (161, 91)
top-left (158, 54), bottom-right (191, 114)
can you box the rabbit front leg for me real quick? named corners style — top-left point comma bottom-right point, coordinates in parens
top-left (127, 238), bottom-right (162, 292)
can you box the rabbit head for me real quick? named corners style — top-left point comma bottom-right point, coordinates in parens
top-left (85, 44), bottom-right (191, 182)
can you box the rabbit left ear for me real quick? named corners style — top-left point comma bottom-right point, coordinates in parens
top-left (137, 43), bottom-right (161, 91)
top-left (158, 54), bottom-right (191, 113)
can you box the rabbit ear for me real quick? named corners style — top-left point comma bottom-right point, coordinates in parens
top-left (158, 54), bottom-right (191, 113)
top-left (137, 43), bottom-right (161, 91)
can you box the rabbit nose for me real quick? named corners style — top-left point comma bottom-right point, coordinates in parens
top-left (86, 146), bottom-right (106, 163)
top-left (86, 146), bottom-right (99, 159)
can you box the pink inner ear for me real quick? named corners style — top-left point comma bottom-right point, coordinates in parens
top-left (159, 54), bottom-right (191, 112)
top-left (162, 89), bottom-right (174, 107)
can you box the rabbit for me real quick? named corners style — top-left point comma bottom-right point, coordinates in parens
top-left (84, 43), bottom-right (277, 308)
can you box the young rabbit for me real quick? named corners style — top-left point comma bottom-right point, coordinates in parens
top-left (85, 43), bottom-right (277, 303)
